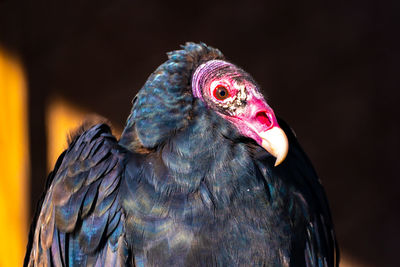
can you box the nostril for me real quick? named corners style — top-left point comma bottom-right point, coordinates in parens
top-left (255, 111), bottom-right (272, 127)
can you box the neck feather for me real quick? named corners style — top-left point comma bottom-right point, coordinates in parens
top-left (119, 43), bottom-right (224, 152)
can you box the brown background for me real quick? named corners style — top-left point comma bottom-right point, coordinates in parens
top-left (0, 0), bottom-right (399, 266)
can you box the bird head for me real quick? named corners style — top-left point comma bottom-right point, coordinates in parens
top-left (121, 43), bottom-right (288, 166)
top-left (192, 59), bottom-right (288, 166)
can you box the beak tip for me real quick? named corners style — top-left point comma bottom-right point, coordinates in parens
top-left (259, 127), bottom-right (289, 167)
top-left (274, 153), bottom-right (287, 167)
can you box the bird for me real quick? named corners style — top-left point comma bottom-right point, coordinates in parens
top-left (24, 42), bottom-right (339, 267)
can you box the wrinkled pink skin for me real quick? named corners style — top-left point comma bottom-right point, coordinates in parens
top-left (192, 60), bottom-right (280, 146)
top-left (221, 96), bottom-right (278, 145)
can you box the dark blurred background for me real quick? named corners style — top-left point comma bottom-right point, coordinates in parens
top-left (0, 0), bottom-right (399, 266)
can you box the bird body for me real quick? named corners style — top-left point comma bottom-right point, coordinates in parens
top-left (25, 43), bottom-right (338, 266)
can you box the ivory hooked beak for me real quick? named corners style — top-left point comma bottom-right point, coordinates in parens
top-left (259, 127), bottom-right (289, 166)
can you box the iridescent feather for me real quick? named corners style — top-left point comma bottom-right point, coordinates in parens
top-left (25, 43), bottom-right (338, 267)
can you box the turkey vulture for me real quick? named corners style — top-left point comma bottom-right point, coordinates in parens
top-left (25, 43), bottom-right (339, 266)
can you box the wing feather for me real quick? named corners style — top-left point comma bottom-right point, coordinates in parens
top-left (281, 119), bottom-right (339, 267)
top-left (25, 124), bottom-right (130, 266)
top-left (255, 119), bottom-right (339, 267)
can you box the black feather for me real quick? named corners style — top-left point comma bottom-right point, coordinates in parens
top-left (25, 43), bottom-right (338, 267)
top-left (25, 124), bottom-right (128, 266)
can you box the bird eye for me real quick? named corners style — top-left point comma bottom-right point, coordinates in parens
top-left (213, 86), bottom-right (230, 100)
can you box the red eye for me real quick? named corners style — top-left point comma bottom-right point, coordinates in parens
top-left (213, 86), bottom-right (230, 100)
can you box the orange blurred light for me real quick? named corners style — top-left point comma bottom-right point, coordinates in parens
top-left (0, 47), bottom-right (29, 267)
top-left (46, 97), bottom-right (122, 171)
top-left (341, 253), bottom-right (373, 267)
top-left (46, 97), bottom-right (87, 171)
